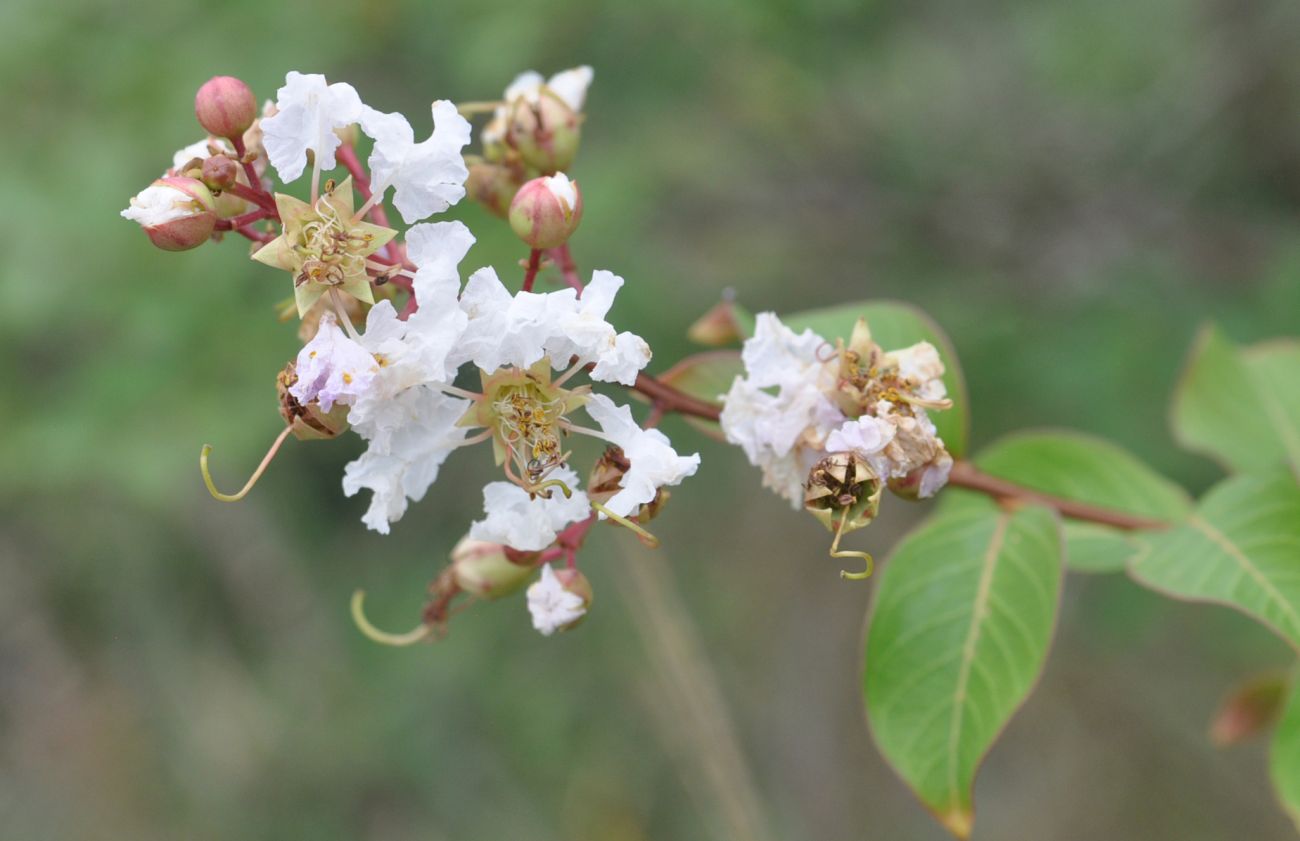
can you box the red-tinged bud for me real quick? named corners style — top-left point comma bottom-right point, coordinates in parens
top-left (120, 176), bottom-right (217, 251)
top-left (687, 299), bottom-right (742, 346)
top-left (195, 76), bottom-right (257, 140)
top-left (467, 161), bottom-right (521, 218)
top-left (451, 538), bottom-right (536, 599)
top-left (508, 173), bottom-right (583, 249)
top-left (507, 90), bottom-right (583, 174)
top-left (201, 154), bottom-right (239, 192)
top-left (552, 567), bottom-right (593, 606)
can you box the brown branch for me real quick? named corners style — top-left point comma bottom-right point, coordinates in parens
top-left (947, 460), bottom-right (1169, 531)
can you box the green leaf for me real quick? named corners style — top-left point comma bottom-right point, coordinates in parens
top-left (1172, 325), bottom-right (1300, 476)
top-left (737, 299), bottom-right (969, 458)
top-left (973, 430), bottom-right (1191, 572)
top-left (652, 351), bottom-right (743, 440)
top-left (1271, 675), bottom-right (1300, 832)
top-left (864, 501), bottom-right (1063, 838)
top-left (1129, 469), bottom-right (1300, 651)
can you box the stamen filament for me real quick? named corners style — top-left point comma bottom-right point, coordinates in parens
top-left (434, 382), bottom-right (484, 401)
top-left (328, 288), bottom-right (363, 342)
top-left (350, 591), bottom-right (434, 646)
top-left (352, 189), bottom-right (384, 223)
top-left (454, 428), bottom-right (494, 449)
top-left (592, 501), bottom-right (660, 548)
top-left (561, 422), bottom-right (609, 441)
top-left (831, 506), bottom-right (873, 581)
top-left (531, 478), bottom-right (573, 499)
top-left (552, 359), bottom-right (585, 388)
top-left (200, 426), bottom-right (293, 502)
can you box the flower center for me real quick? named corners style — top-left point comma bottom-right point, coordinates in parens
top-left (492, 381), bottom-right (568, 484)
top-left (292, 200), bottom-right (374, 288)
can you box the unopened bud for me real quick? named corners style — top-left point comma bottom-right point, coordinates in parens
top-left (195, 76), bottom-right (257, 140)
top-left (507, 89), bottom-right (582, 174)
top-left (467, 161), bottom-right (521, 218)
top-left (687, 299), bottom-right (742, 346)
top-left (804, 452), bottom-right (882, 535)
top-left (201, 154), bottom-right (239, 192)
top-left (509, 173), bottom-right (583, 249)
top-left (120, 176), bottom-right (216, 251)
top-left (277, 362), bottom-right (349, 440)
top-left (451, 538), bottom-right (536, 599)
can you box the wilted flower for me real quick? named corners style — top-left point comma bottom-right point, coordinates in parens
top-left (526, 563), bottom-right (589, 635)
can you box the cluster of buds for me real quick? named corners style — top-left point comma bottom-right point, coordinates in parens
top-left (720, 314), bottom-right (954, 577)
top-left (123, 69), bottom-right (698, 640)
top-left (464, 67), bottom-right (591, 224)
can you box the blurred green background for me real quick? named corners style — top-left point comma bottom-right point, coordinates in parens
top-left (3, 0), bottom-right (1299, 838)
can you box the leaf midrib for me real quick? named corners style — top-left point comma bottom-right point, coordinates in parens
top-left (945, 510), bottom-right (1009, 811)
top-left (1189, 514), bottom-right (1300, 641)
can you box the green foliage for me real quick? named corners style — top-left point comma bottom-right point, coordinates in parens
top-left (972, 430), bottom-right (1191, 572)
top-left (1172, 325), bottom-right (1300, 478)
top-left (863, 500), bottom-right (1062, 838)
top-left (1272, 675), bottom-right (1300, 833)
top-left (1129, 469), bottom-right (1300, 651)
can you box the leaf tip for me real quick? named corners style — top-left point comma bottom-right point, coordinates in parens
top-left (939, 808), bottom-right (973, 839)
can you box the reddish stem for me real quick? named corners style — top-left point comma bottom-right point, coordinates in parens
top-left (214, 208), bottom-right (270, 230)
top-left (229, 136), bottom-right (265, 198)
top-left (226, 181), bottom-right (277, 215)
top-left (549, 244), bottom-right (584, 293)
top-left (946, 461), bottom-right (1168, 531)
top-left (522, 248), bottom-right (542, 292)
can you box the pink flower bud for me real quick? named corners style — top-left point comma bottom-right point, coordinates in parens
top-left (120, 176), bottom-right (217, 251)
top-left (508, 173), bottom-right (583, 249)
top-left (201, 154), bottom-right (239, 192)
top-left (466, 161), bottom-right (521, 219)
top-left (195, 76), bottom-right (257, 140)
top-left (507, 91), bottom-right (582, 174)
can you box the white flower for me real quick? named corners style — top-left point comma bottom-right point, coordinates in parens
top-left (120, 182), bottom-right (205, 227)
top-left (825, 414), bottom-right (898, 480)
top-left (342, 387), bottom-right (470, 534)
top-left (452, 268), bottom-right (651, 383)
top-left (919, 450), bottom-right (953, 499)
top-left (358, 100), bottom-right (471, 223)
top-left (290, 313), bottom-right (381, 412)
top-left (720, 314), bottom-right (845, 505)
top-left (470, 467), bottom-right (591, 551)
top-left (261, 71), bottom-right (364, 182)
top-left (584, 394), bottom-right (700, 517)
top-left (526, 564), bottom-right (587, 636)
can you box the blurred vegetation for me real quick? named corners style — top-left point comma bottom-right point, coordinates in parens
top-left (2, 0), bottom-right (1299, 838)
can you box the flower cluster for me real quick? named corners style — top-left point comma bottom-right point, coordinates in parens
top-left (122, 69), bottom-right (697, 639)
top-left (721, 313), bottom-right (953, 568)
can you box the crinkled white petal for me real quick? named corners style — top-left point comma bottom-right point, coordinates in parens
top-left (120, 183), bottom-right (199, 227)
top-left (261, 71), bottom-right (364, 183)
top-left (290, 313), bottom-right (380, 412)
top-left (825, 414), bottom-right (898, 480)
top-left (359, 100), bottom-right (471, 223)
top-left (546, 66), bottom-right (593, 112)
top-left (742, 312), bottom-right (832, 391)
top-left (919, 449), bottom-right (953, 499)
top-left (526, 564), bottom-right (586, 636)
top-left (469, 467), bottom-right (591, 551)
top-left (342, 387), bottom-right (469, 534)
top-left (583, 394), bottom-right (701, 517)
top-left (404, 219), bottom-right (476, 308)
top-left (453, 267), bottom-right (556, 372)
top-left (545, 270), bottom-right (651, 384)
top-left (504, 70), bottom-right (546, 104)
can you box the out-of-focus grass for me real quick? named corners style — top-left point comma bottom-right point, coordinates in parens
top-left (2, 0), bottom-right (1299, 839)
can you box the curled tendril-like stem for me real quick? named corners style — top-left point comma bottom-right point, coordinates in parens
top-left (831, 506), bottom-right (874, 581)
top-left (199, 426), bottom-right (294, 502)
top-left (350, 590), bottom-right (435, 647)
top-left (591, 501), bottom-right (660, 548)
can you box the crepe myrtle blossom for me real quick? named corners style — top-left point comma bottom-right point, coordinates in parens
top-left (526, 563), bottom-right (591, 636)
top-left (722, 312), bottom-right (954, 516)
top-left (286, 222), bottom-right (698, 545)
